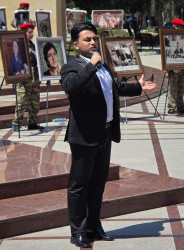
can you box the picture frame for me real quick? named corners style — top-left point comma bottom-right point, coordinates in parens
top-left (0, 30), bottom-right (32, 84)
top-left (13, 10), bottom-right (30, 30)
top-left (35, 37), bottom-right (67, 81)
top-left (0, 7), bottom-right (7, 31)
top-left (35, 10), bottom-right (52, 37)
top-left (92, 10), bottom-right (124, 30)
top-left (103, 37), bottom-right (144, 78)
top-left (159, 28), bottom-right (184, 71)
top-left (66, 8), bottom-right (87, 35)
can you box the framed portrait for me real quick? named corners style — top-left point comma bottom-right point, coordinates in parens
top-left (103, 37), bottom-right (144, 78)
top-left (35, 37), bottom-right (67, 81)
top-left (66, 8), bottom-right (87, 35)
top-left (35, 10), bottom-right (52, 37)
top-left (159, 28), bottom-right (184, 71)
top-left (0, 31), bottom-right (32, 84)
top-left (92, 10), bottom-right (124, 30)
top-left (0, 7), bottom-right (7, 31)
top-left (13, 10), bottom-right (30, 30)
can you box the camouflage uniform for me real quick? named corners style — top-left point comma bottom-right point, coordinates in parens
top-left (168, 70), bottom-right (184, 112)
top-left (12, 40), bottom-right (41, 126)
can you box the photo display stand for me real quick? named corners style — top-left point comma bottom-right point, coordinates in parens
top-left (134, 75), bottom-right (162, 120)
top-left (154, 72), bottom-right (167, 119)
top-left (14, 83), bottom-right (21, 138)
top-left (120, 76), bottom-right (128, 124)
top-left (45, 80), bottom-right (51, 132)
top-left (158, 28), bottom-right (184, 120)
top-left (163, 72), bottom-right (171, 119)
top-left (0, 30), bottom-right (33, 138)
top-left (0, 76), bottom-right (5, 89)
top-left (35, 36), bottom-right (67, 131)
top-left (0, 77), bottom-right (21, 137)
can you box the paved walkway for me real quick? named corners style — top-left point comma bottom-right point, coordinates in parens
top-left (0, 54), bottom-right (184, 249)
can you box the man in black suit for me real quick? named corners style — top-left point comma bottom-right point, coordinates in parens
top-left (61, 23), bottom-right (156, 248)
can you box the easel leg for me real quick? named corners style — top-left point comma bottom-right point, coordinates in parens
top-left (135, 75), bottom-right (162, 119)
top-left (0, 77), bottom-right (5, 89)
top-left (15, 83), bottom-right (21, 138)
top-left (144, 91), bottom-right (162, 119)
top-left (154, 72), bottom-right (166, 117)
top-left (163, 72), bottom-right (170, 120)
top-left (46, 80), bottom-right (51, 132)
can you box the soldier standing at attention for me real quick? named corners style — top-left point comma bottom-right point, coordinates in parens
top-left (12, 23), bottom-right (44, 131)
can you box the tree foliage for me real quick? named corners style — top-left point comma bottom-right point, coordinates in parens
top-left (66, 0), bottom-right (184, 39)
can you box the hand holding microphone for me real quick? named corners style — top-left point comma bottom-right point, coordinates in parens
top-left (91, 51), bottom-right (102, 70)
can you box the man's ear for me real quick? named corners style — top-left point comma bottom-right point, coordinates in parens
top-left (73, 41), bottom-right (78, 50)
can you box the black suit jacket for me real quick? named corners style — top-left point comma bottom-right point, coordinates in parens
top-left (61, 56), bottom-right (142, 146)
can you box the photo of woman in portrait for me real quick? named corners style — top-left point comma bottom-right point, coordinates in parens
top-left (43, 42), bottom-right (61, 76)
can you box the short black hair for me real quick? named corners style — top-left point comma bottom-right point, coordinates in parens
top-left (71, 22), bottom-right (97, 42)
top-left (43, 42), bottom-right (57, 63)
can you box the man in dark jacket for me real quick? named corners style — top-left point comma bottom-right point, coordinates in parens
top-left (61, 22), bottom-right (156, 248)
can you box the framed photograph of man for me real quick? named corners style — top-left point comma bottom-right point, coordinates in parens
top-left (35, 10), bottom-right (52, 37)
top-left (13, 10), bottom-right (30, 30)
top-left (159, 28), bottom-right (184, 71)
top-left (92, 10), bottom-right (124, 30)
top-left (0, 31), bottom-right (32, 84)
top-left (103, 37), bottom-right (144, 77)
top-left (66, 8), bottom-right (87, 35)
top-left (0, 7), bottom-right (7, 31)
top-left (35, 37), bottom-right (67, 81)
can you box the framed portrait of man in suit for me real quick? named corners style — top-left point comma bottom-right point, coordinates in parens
top-left (13, 10), bottom-right (30, 30)
top-left (159, 28), bottom-right (184, 71)
top-left (0, 7), bottom-right (7, 31)
top-left (35, 10), bottom-right (52, 37)
top-left (0, 30), bottom-right (32, 84)
top-left (35, 37), bottom-right (67, 81)
top-left (103, 37), bottom-right (144, 77)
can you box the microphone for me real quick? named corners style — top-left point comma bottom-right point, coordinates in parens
top-left (92, 51), bottom-right (102, 70)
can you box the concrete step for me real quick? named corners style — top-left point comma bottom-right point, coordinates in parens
top-left (0, 93), bottom-right (69, 115)
top-left (0, 105), bottom-right (70, 129)
top-left (0, 140), bottom-right (120, 199)
top-left (0, 82), bottom-right (63, 96)
top-left (0, 167), bottom-right (184, 239)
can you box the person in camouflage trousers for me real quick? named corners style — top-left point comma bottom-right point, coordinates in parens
top-left (12, 22), bottom-right (44, 131)
top-left (168, 18), bottom-right (184, 115)
top-left (168, 70), bottom-right (184, 114)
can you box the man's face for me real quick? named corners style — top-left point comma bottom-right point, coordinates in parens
top-left (69, 14), bottom-right (74, 20)
top-left (73, 30), bottom-right (98, 58)
top-left (173, 23), bottom-right (182, 29)
top-left (13, 41), bottom-right (18, 55)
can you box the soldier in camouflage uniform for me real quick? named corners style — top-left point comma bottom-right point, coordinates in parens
top-left (168, 70), bottom-right (184, 114)
top-left (168, 18), bottom-right (184, 115)
top-left (12, 23), bottom-right (44, 131)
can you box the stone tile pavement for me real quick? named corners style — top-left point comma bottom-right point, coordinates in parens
top-left (0, 54), bottom-right (184, 249)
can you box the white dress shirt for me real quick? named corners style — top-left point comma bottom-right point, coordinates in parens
top-left (79, 54), bottom-right (113, 122)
